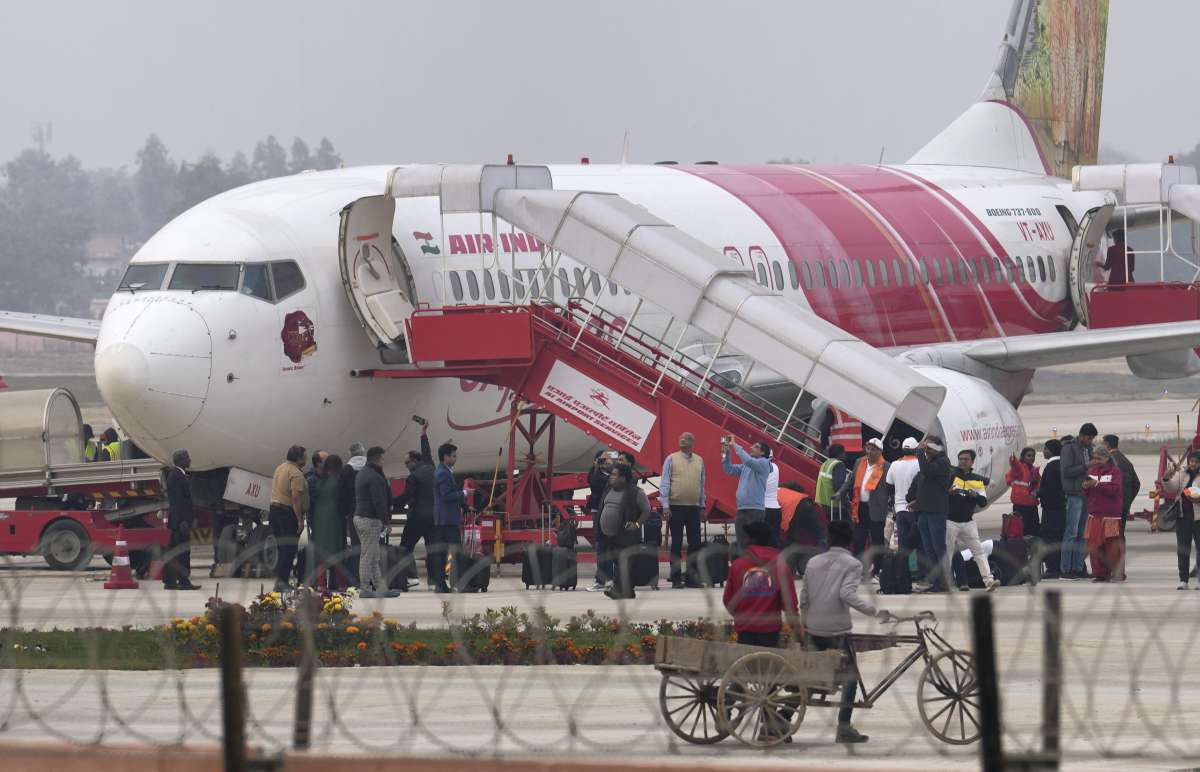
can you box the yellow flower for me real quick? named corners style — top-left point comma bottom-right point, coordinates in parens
top-left (317, 623), bottom-right (329, 630)
top-left (205, 624), bottom-right (216, 635)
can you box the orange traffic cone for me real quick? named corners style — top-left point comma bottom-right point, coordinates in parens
top-left (104, 526), bottom-right (139, 589)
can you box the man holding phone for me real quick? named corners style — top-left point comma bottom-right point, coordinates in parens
top-left (722, 435), bottom-right (772, 555)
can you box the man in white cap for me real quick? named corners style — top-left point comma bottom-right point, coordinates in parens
top-left (885, 438), bottom-right (923, 572)
top-left (849, 438), bottom-right (890, 577)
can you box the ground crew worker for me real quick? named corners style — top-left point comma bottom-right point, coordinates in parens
top-left (815, 444), bottom-right (851, 523)
top-left (82, 424), bottom-right (99, 462)
top-left (269, 445), bottom-right (308, 592)
top-left (661, 432), bottom-right (706, 589)
top-left (100, 427), bottom-right (121, 461)
top-left (163, 449), bottom-right (201, 591)
top-left (778, 481), bottom-right (825, 576)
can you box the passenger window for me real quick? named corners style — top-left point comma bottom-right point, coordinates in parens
top-left (908, 261), bottom-right (917, 286)
top-left (169, 263), bottom-right (240, 291)
top-left (788, 261), bottom-right (800, 290)
top-left (865, 260), bottom-right (876, 287)
top-left (557, 268), bottom-right (572, 297)
top-left (878, 260), bottom-right (889, 287)
top-left (944, 258), bottom-right (955, 284)
top-left (608, 279), bottom-right (618, 296)
top-left (241, 263), bottom-right (272, 301)
top-left (1014, 258), bottom-right (1026, 284)
top-left (852, 261), bottom-right (863, 287)
top-left (483, 269), bottom-right (496, 300)
top-left (813, 261), bottom-right (826, 289)
top-left (771, 261), bottom-right (785, 291)
top-left (801, 262), bottom-right (813, 290)
top-left (993, 257), bottom-right (1006, 282)
top-left (119, 263), bottom-right (168, 291)
top-left (270, 261), bottom-right (306, 300)
top-left (976, 257), bottom-right (989, 283)
top-left (839, 260), bottom-right (851, 288)
top-left (449, 271), bottom-right (464, 301)
top-left (465, 271), bottom-right (480, 301)
top-left (1034, 257), bottom-right (1045, 283)
top-left (828, 261), bottom-right (839, 289)
top-left (892, 259), bottom-right (903, 286)
top-left (1048, 256), bottom-right (1057, 282)
top-left (755, 262), bottom-right (768, 286)
top-left (958, 258), bottom-right (970, 284)
top-left (497, 270), bottom-right (512, 300)
top-left (930, 259), bottom-right (942, 286)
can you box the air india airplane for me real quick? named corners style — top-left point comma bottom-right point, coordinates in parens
top-left (4, 0), bottom-right (1200, 501)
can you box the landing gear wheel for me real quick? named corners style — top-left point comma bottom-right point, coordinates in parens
top-left (918, 649), bottom-right (981, 745)
top-left (717, 652), bottom-right (807, 747)
top-left (658, 672), bottom-right (730, 745)
top-left (41, 519), bottom-right (93, 571)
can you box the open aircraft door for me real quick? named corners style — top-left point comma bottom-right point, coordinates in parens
top-left (1067, 203), bottom-right (1114, 327)
top-left (338, 195), bottom-right (417, 355)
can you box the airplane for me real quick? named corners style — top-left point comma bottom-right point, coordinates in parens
top-left (3, 0), bottom-right (1200, 502)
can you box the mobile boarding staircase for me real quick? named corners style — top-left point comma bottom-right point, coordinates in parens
top-left (348, 164), bottom-right (948, 559)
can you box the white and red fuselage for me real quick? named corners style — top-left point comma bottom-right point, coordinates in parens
top-left (95, 161), bottom-right (1107, 483)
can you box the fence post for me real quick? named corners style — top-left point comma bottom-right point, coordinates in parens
top-left (219, 604), bottom-right (247, 772)
top-left (971, 593), bottom-right (1003, 772)
top-left (293, 591), bottom-right (318, 751)
top-left (1043, 590), bottom-right (1061, 766)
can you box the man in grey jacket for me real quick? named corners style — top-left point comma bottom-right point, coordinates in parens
top-left (354, 446), bottom-right (396, 598)
top-left (800, 519), bottom-right (893, 744)
top-left (1059, 423), bottom-right (1096, 579)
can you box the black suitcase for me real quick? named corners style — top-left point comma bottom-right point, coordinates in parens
top-left (878, 550), bottom-right (913, 595)
top-left (522, 543), bottom-right (554, 588)
top-left (381, 543), bottom-right (418, 591)
top-left (643, 515), bottom-right (663, 547)
top-left (551, 546), bottom-right (578, 590)
top-left (991, 538), bottom-right (1034, 586)
top-left (627, 542), bottom-right (660, 589)
top-left (688, 526), bottom-right (730, 587)
top-left (452, 552), bottom-right (491, 592)
top-left (556, 517), bottom-right (579, 549)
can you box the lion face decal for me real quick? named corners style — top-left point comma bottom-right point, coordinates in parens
top-left (280, 310), bottom-right (317, 364)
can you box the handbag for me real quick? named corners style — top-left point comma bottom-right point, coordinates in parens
top-left (1001, 513), bottom-right (1024, 540)
top-left (461, 514), bottom-right (483, 557)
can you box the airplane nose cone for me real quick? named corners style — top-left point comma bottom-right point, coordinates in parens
top-left (95, 299), bottom-right (212, 443)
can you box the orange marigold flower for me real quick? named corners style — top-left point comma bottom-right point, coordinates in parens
top-left (281, 621), bottom-right (294, 630)
top-left (356, 642), bottom-right (368, 651)
top-left (260, 623), bottom-right (272, 633)
top-left (389, 642), bottom-right (403, 652)
top-left (248, 633), bottom-right (257, 642)
top-left (345, 626), bottom-right (360, 634)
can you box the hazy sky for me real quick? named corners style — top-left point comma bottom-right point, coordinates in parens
top-left (0, 1), bottom-right (1195, 170)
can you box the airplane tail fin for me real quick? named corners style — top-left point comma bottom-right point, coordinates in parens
top-left (908, 0), bottom-right (1109, 179)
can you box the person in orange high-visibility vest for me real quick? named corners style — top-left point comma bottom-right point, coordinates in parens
top-left (828, 408), bottom-right (863, 454)
top-left (849, 438), bottom-right (890, 577)
top-left (779, 481), bottom-right (826, 577)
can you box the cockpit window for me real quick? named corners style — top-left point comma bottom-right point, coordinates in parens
top-left (241, 263), bottom-right (273, 301)
top-left (168, 263), bottom-right (241, 291)
top-left (118, 263), bottom-right (168, 291)
top-left (270, 261), bottom-right (305, 300)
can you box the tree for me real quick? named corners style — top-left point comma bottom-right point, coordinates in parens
top-left (251, 135), bottom-right (289, 180)
top-left (226, 151), bottom-right (251, 188)
top-left (289, 138), bottom-right (312, 174)
top-left (314, 137), bottom-right (342, 170)
top-left (134, 134), bottom-right (178, 238)
top-left (175, 151), bottom-right (233, 216)
top-left (0, 149), bottom-right (94, 314)
top-left (89, 167), bottom-right (139, 238)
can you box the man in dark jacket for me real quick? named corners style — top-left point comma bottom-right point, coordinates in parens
top-left (164, 449), bottom-right (201, 590)
top-left (336, 443), bottom-right (366, 586)
top-left (914, 435), bottom-right (953, 592)
top-left (1103, 434), bottom-right (1140, 581)
top-left (394, 424), bottom-right (436, 588)
top-left (946, 449), bottom-right (998, 591)
top-left (430, 442), bottom-right (466, 594)
top-left (1059, 423), bottom-right (1096, 579)
top-left (353, 446), bottom-right (395, 598)
top-left (1038, 439), bottom-right (1066, 580)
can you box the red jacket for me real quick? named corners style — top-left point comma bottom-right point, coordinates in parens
top-left (1005, 457), bottom-right (1041, 507)
top-left (1084, 461), bottom-right (1124, 518)
top-left (722, 545), bottom-right (799, 633)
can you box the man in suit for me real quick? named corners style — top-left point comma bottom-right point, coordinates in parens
top-left (164, 449), bottom-right (201, 590)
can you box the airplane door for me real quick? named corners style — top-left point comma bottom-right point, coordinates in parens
top-left (338, 195), bottom-right (417, 353)
top-left (1067, 203), bottom-right (1113, 327)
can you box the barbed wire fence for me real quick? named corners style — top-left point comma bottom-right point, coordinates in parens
top-left (2, 533), bottom-right (1200, 769)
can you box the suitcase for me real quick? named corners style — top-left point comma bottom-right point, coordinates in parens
top-left (522, 543), bottom-right (555, 589)
top-left (627, 542), bottom-right (660, 589)
top-left (991, 538), bottom-right (1035, 586)
top-left (688, 525), bottom-right (730, 587)
top-left (1001, 513), bottom-right (1025, 540)
top-left (452, 552), bottom-right (491, 592)
top-left (555, 518), bottom-right (579, 549)
top-left (878, 551), bottom-right (913, 595)
top-left (381, 543), bottom-right (419, 591)
top-left (951, 551), bottom-right (986, 589)
top-left (643, 515), bottom-right (663, 547)
top-left (551, 546), bottom-right (578, 590)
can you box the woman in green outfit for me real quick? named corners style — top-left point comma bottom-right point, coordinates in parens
top-left (312, 454), bottom-right (349, 589)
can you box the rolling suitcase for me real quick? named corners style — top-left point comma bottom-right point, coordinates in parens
top-left (688, 524), bottom-right (729, 587)
top-left (627, 542), bottom-right (660, 590)
top-left (992, 538), bottom-right (1034, 586)
top-left (643, 515), bottom-right (663, 547)
top-left (522, 543), bottom-right (554, 589)
top-left (452, 552), bottom-right (491, 592)
top-left (551, 546), bottom-right (578, 590)
top-left (878, 550), bottom-right (913, 595)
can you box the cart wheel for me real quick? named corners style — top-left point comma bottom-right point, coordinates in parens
top-left (658, 672), bottom-right (730, 744)
top-left (918, 649), bottom-right (981, 745)
top-left (716, 652), bottom-right (807, 747)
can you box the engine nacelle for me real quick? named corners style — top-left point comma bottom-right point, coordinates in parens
top-left (912, 366), bottom-right (1026, 501)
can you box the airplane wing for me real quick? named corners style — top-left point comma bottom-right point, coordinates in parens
top-left (914, 320), bottom-right (1200, 372)
top-left (0, 311), bottom-right (100, 344)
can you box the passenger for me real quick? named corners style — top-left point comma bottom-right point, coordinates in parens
top-left (297, 450), bottom-right (327, 586)
top-left (337, 443), bottom-right (367, 587)
top-left (764, 455), bottom-right (782, 548)
top-left (913, 436), bottom-right (953, 592)
top-left (815, 444), bottom-right (851, 523)
top-left (1005, 447), bottom-right (1041, 538)
top-left (1103, 434), bottom-right (1141, 544)
top-left (1060, 423), bottom-right (1097, 580)
top-left (849, 438), bottom-right (889, 578)
top-left (622, 450), bottom-right (661, 546)
top-left (721, 436), bottom-right (772, 555)
top-left (393, 421), bottom-right (435, 590)
top-left (800, 519), bottom-right (893, 744)
top-left (661, 432), bottom-right (706, 589)
top-left (1161, 451), bottom-right (1200, 590)
top-left (602, 463), bottom-right (651, 600)
top-left (82, 424), bottom-right (98, 462)
top-left (163, 449), bottom-right (200, 591)
top-left (722, 520), bottom-right (799, 648)
top-left (586, 449), bottom-right (616, 592)
top-left (311, 454), bottom-right (349, 590)
top-left (1083, 446), bottom-right (1124, 582)
top-left (884, 438), bottom-right (922, 574)
top-left (1038, 440), bottom-right (1066, 580)
top-left (1098, 228), bottom-right (1134, 284)
top-left (946, 449), bottom-right (999, 592)
top-left (430, 442), bottom-right (465, 594)
top-left (778, 481), bottom-right (825, 576)
top-left (354, 446), bottom-right (396, 598)
top-left (269, 445), bottom-right (308, 592)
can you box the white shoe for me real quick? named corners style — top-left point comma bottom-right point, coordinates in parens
top-left (1179, 582), bottom-right (1189, 591)
top-left (984, 578), bottom-right (1000, 592)
top-left (587, 582), bottom-right (607, 592)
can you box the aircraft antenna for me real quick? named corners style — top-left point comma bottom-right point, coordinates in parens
top-left (620, 131), bottom-right (630, 166)
top-left (877, 145), bottom-right (886, 167)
